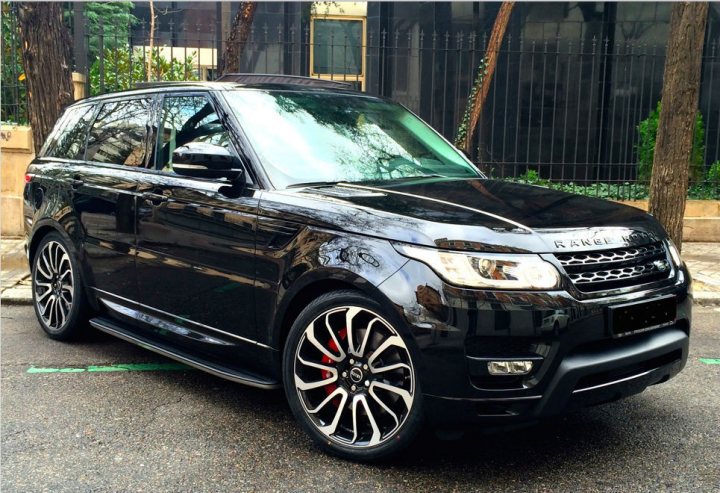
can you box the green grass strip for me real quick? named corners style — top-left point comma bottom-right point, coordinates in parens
top-left (699, 358), bottom-right (720, 365)
top-left (27, 362), bottom-right (193, 374)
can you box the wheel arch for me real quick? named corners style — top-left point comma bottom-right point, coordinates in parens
top-left (272, 271), bottom-right (403, 354)
top-left (28, 221), bottom-right (68, 264)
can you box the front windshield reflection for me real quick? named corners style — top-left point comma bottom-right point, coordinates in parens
top-left (224, 90), bottom-right (480, 188)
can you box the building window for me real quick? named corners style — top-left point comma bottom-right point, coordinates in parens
top-left (310, 16), bottom-right (366, 90)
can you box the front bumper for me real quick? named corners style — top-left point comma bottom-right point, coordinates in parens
top-left (378, 260), bottom-right (692, 425)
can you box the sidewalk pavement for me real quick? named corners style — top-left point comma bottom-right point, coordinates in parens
top-left (1, 237), bottom-right (719, 305)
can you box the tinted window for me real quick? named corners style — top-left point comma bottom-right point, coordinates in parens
top-left (86, 99), bottom-right (151, 166)
top-left (155, 95), bottom-right (231, 172)
top-left (312, 19), bottom-right (363, 75)
top-left (44, 105), bottom-right (94, 160)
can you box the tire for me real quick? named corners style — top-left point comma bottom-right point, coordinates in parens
top-left (31, 232), bottom-right (89, 341)
top-left (283, 290), bottom-right (423, 461)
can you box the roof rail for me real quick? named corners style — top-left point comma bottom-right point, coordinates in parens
top-left (134, 81), bottom-right (205, 89)
top-left (216, 73), bottom-right (353, 89)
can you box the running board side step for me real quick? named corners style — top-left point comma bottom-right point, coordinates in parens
top-left (89, 317), bottom-right (280, 390)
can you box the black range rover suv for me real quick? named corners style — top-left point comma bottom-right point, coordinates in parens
top-left (24, 75), bottom-right (691, 461)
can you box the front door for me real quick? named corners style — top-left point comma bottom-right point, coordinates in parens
top-left (134, 93), bottom-right (261, 366)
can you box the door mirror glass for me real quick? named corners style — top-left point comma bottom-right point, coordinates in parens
top-left (172, 142), bottom-right (244, 180)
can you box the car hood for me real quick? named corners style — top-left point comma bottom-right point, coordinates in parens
top-left (260, 178), bottom-right (667, 253)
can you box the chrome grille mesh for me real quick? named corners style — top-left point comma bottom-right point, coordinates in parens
top-left (555, 242), bottom-right (671, 293)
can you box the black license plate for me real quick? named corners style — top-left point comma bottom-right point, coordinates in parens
top-left (608, 296), bottom-right (677, 336)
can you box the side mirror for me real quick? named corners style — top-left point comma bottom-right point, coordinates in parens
top-left (172, 142), bottom-right (244, 181)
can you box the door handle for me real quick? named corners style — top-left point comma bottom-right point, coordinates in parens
top-left (141, 192), bottom-right (169, 205)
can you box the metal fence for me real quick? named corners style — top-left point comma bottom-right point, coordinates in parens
top-left (1, 3), bottom-right (27, 125)
top-left (2, 12), bottom-right (719, 199)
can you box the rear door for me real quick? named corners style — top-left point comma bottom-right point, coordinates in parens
top-left (134, 92), bottom-right (262, 366)
top-left (71, 97), bottom-right (154, 318)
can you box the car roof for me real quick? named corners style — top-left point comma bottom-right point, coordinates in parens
top-left (70, 75), bottom-right (372, 107)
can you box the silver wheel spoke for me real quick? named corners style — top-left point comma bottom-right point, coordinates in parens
top-left (294, 370), bottom-right (337, 391)
top-left (36, 288), bottom-right (53, 303)
top-left (49, 243), bottom-right (59, 272)
top-left (53, 244), bottom-right (63, 272)
top-left (57, 298), bottom-right (67, 326)
top-left (307, 387), bottom-right (347, 414)
top-left (46, 296), bottom-right (57, 326)
top-left (40, 294), bottom-right (55, 316)
top-left (324, 312), bottom-right (346, 361)
top-left (306, 321), bottom-right (344, 363)
top-left (370, 381), bottom-right (413, 410)
top-left (61, 285), bottom-right (73, 304)
top-left (369, 387), bottom-right (399, 429)
top-left (351, 394), bottom-right (381, 446)
top-left (58, 267), bottom-right (72, 281)
top-left (370, 362), bottom-right (412, 374)
top-left (345, 307), bottom-right (362, 356)
top-left (367, 336), bottom-right (405, 369)
top-left (36, 260), bottom-right (52, 279)
top-left (41, 254), bottom-right (53, 277)
top-left (317, 391), bottom-right (349, 436)
top-left (357, 317), bottom-right (381, 358)
top-left (297, 355), bottom-right (336, 374)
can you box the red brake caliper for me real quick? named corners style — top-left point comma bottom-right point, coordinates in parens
top-left (321, 328), bottom-right (347, 406)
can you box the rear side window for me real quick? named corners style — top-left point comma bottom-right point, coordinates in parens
top-left (44, 105), bottom-right (95, 160)
top-left (86, 98), bottom-right (152, 167)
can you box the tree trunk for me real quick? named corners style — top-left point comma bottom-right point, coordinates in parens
top-left (147, 0), bottom-right (155, 81)
top-left (648, 2), bottom-right (708, 251)
top-left (17, 2), bottom-right (74, 153)
top-left (460, 1), bottom-right (515, 153)
top-left (220, 2), bottom-right (257, 75)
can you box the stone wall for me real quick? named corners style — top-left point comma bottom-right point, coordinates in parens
top-left (1, 126), bottom-right (34, 236)
top-left (618, 200), bottom-right (720, 242)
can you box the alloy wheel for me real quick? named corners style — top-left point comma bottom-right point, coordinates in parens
top-left (33, 240), bottom-right (74, 331)
top-left (293, 306), bottom-right (415, 448)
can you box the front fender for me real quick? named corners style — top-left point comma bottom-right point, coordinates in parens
top-left (255, 225), bottom-right (409, 350)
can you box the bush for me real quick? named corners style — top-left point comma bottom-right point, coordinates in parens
top-left (636, 101), bottom-right (705, 182)
top-left (89, 46), bottom-right (199, 96)
top-left (708, 161), bottom-right (720, 184)
top-left (510, 171), bottom-right (718, 201)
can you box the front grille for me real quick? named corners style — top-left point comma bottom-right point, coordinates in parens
top-left (555, 242), bottom-right (671, 293)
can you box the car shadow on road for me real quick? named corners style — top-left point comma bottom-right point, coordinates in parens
top-left (68, 333), bottom-right (682, 483)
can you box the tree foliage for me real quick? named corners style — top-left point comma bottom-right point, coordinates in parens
top-left (637, 101), bottom-right (705, 182)
top-left (84, 2), bottom-right (138, 58)
top-left (89, 47), bottom-right (199, 96)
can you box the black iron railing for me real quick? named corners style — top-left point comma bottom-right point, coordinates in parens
top-left (2, 10), bottom-right (718, 199)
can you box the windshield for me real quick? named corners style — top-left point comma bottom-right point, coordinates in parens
top-left (223, 90), bottom-right (482, 188)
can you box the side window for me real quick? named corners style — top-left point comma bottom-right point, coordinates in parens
top-left (86, 98), bottom-right (152, 167)
top-left (43, 105), bottom-right (95, 160)
top-left (156, 95), bottom-right (231, 173)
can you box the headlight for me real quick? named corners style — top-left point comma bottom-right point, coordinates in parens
top-left (394, 244), bottom-right (562, 290)
top-left (666, 239), bottom-right (682, 267)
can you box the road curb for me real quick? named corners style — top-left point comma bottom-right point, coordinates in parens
top-left (1, 296), bottom-right (33, 306)
top-left (694, 292), bottom-right (720, 306)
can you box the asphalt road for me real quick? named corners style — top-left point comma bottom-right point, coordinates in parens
top-left (1, 305), bottom-right (719, 493)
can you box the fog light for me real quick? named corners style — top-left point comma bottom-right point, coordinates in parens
top-left (487, 360), bottom-right (534, 375)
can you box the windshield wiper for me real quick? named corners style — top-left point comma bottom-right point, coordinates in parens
top-left (286, 180), bottom-right (345, 189)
